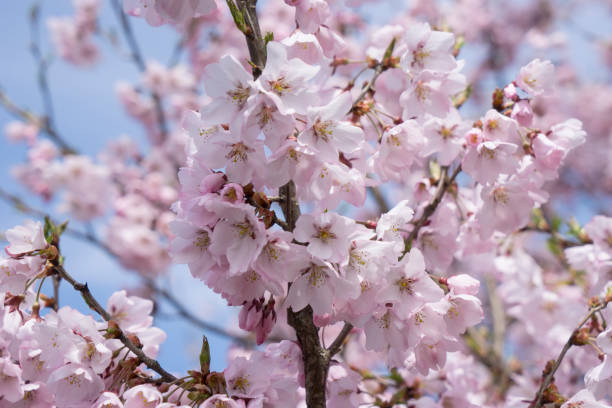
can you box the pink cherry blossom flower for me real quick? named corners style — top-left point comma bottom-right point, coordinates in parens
top-left (372, 120), bottom-right (425, 181)
top-left (327, 363), bottom-right (363, 407)
top-left (511, 100), bottom-right (533, 127)
top-left (92, 392), bottom-right (124, 408)
top-left (289, 256), bottom-right (362, 316)
top-left (201, 395), bottom-right (245, 408)
top-left (301, 161), bottom-right (367, 210)
top-left (561, 389), bottom-right (611, 408)
top-left (201, 55), bottom-right (256, 124)
top-left (293, 0), bottom-right (330, 33)
top-left (400, 22), bottom-right (457, 73)
top-left (225, 356), bottom-right (270, 398)
top-left (548, 118), bottom-right (586, 151)
top-left (257, 42), bottom-right (319, 115)
top-left (377, 248), bottom-right (444, 316)
top-left (253, 230), bottom-right (310, 287)
top-left (294, 212), bottom-right (361, 264)
top-left (462, 140), bottom-right (519, 185)
top-left (209, 206), bottom-right (266, 276)
top-left (516, 58), bottom-right (555, 96)
top-left (5, 220), bottom-right (47, 258)
top-left (481, 109), bottom-right (521, 144)
top-left (7, 381), bottom-right (55, 408)
top-left (422, 111), bottom-right (468, 166)
top-left (169, 220), bottom-right (219, 279)
top-left (47, 363), bottom-right (104, 407)
top-left (107, 290), bottom-right (154, 333)
top-left (585, 216), bottom-right (612, 256)
top-left (299, 92), bottom-right (363, 162)
top-left (400, 70), bottom-right (465, 119)
top-left (376, 199), bottom-right (414, 243)
top-left (191, 120), bottom-right (266, 187)
top-left (124, 0), bottom-right (216, 27)
top-left (0, 357), bottom-right (24, 402)
top-left (123, 384), bottom-right (163, 408)
top-left (477, 177), bottom-right (539, 239)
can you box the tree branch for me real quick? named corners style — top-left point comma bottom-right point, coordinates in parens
top-left (530, 299), bottom-right (611, 408)
top-left (110, 0), bottom-right (168, 139)
top-left (0, 88), bottom-right (76, 154)
top-left (145, 280), bottom-right (255, 348)
top-left (403, 165), bottom-right (461, 254)
top-left (55, 264), bottom-right (177, 382)
top-left (327, 322), bottom-right (354, 359)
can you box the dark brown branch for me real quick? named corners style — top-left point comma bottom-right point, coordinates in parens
top-left (327, 322), bottom-right (354, 359)
top-left (403, 165), bottom-right (461, 253)
top-left (55, 264), bottom-right (177, 382)
top-left (110, 0), bottom-right (168, 139)
top-left (236, 0), bottom-right (267, 78)
top-left (287, 306), bottom-right (329, 408)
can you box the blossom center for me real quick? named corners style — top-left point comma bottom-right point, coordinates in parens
top-left (227, 83), bottom-right (251, 108)
top-left (226, 142), bottom-right (250, 163)
top-left (396, 277), bottom-right (416, 294)
top-left (268, 76), bottom-right (291, 95)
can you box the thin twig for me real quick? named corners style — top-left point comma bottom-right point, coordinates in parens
top-left (0, 88), bottom-right (76, 154)
top-left (327, 322), bottom-right (354, 359)
top-left (110, 0), bottom-right (168, 139)
top-left (403, 165), bottom-right (461, 254)
top-left (0, 187), bottom-right (115, 257)
top-left (55, 264), bottom-right (177, 382)
top-left (351, 63), bottom-right (385, 111)
top-left (146, 280), bottom-right (255, 347)
top-left (530, 299), bottom-right (611, 408)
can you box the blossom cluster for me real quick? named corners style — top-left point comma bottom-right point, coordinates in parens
top-left (1, 0), bottom-right (612, 407)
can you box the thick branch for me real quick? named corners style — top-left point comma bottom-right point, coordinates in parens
top-left (55, 264), bottom-right (177, 382)
top-left (287, 306), bottom-right (329, 408)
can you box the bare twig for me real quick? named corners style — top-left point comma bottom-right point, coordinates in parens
top-left (55, 264), bottom-right (177, 382)
top-left (530, 299), bottom-right (611, 408)
top-left (145, 280), bottom-right (255, 347)
top-left (0, 88), bottom-right (76, 154)
top-left (0, 187), bottom-right (116, 257)
top-left (351, 63), bottom-right (385, 111)
top-left (403, 165), bottom-right (461, 254)
top-left (327, 322), bottom-right (354, 359)
top-left (110, 0), bottom-right (168, 139)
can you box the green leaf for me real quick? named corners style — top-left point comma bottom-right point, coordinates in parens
top-left (383, 37), bottom-right (396, 62)
top-left (264, 31), bottom-right (274, 46)
top-left (43, 216), bottom-right (54, 244)
top-left (225, 0), bottom-right (247, 34)
top-left (199, 335), bottom-right (211, 374)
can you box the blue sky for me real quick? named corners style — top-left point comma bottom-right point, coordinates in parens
top-left (0, 1), bottom-right (235, 374)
